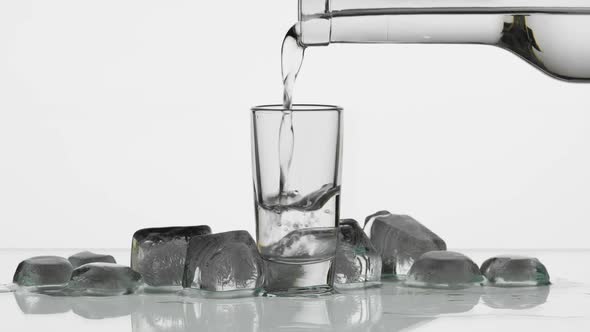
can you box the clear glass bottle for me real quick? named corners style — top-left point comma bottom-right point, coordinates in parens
top-left (298, 0), bottom-right (590, 81)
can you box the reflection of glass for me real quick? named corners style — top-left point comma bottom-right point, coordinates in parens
top-left (251, 104), bottom-right (343, 296)
top-left (260, 289), bottom-right (382, 331)
top-left (261, 297), bottom-right (333, 330)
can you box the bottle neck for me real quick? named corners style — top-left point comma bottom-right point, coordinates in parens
top-left (331, 13), bottom-right (506, 45)
top-left (299, 13), bottom-right (506, 46)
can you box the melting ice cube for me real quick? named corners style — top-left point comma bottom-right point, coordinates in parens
top-left (405, 251), bottom-right (483, 289)
top-left (131, 225), bottom-right (212, 287)
top-left (183, 230), bottom-right (264, 294)
top-left (13, 256), bottom-right (73, 288)
top-left (366, 212), bottom-right (446, 276)
top-left (334, 219), bottom-right (382, 287)
top-left (480, 255), bottom-right (550, 287)
top-left (67, 263), bottom-right (143, 296)
top-left (68, 251), bottom-right (116, 269)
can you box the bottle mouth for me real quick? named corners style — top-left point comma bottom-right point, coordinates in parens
top-left (251, 104), bottom-right (342, 112)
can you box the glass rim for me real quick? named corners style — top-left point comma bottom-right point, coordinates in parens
top-left (251, 104), bottom-right (342, 112)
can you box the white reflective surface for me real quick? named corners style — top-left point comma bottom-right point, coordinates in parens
top-left (1, 249), bottom-right (589, 331)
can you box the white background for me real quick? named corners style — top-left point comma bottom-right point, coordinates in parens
top-left (0, 0), bottom-right (589, 249)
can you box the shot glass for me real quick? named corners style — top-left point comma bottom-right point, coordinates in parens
top-left (250, 104), bottom-right (343, 296)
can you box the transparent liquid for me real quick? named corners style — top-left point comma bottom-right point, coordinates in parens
top-left (326, 9), bottom-right (590, 81)
top-left (257, 185), bottom-right (340, 264)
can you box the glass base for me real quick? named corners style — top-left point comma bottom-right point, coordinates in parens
top-left (262, 259), bottom-right (336, 297)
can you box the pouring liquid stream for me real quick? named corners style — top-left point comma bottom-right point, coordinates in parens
top-left (279, 25), bottom-right (305, 201)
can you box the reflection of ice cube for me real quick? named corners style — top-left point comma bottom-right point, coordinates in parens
top-left (132, 294), bottom-right (261, 332)
top-left (372, 283), bottom-right (482, 331)
top-left (405, 251), bottom-right (483, 289)
top-left (71, 295), bottom-right (140, 319)
top-left (187, 297), bottom-right (260, 331)
top-left (334, 219), bottom-right (381, 287)
top-left (67, 263), bottom-right (143, 296)
top-left (132, 295), bottom-right (190, 332)
top-left (480, 255), bottom-right (550, 287)
top-left (482, 285), bottom-right (550, 309)
top-left (183, 231), bottom-right (263, 294)
top-left (384, 283), bottom-right (482, 313)
top-left (13, 256), bottom-right (73, 287)
top-left (328, 288), bottom-right (383, 331)
top-left (264, 227), bottom-right (338, 263)
top-left (367, 212), bottom-right (446, 276)
top-left (131, 226), bottom-right (212, 287)
top-left (68, 251), bottom-right (116, 269)
top-left (13, 291), bottom-right (71, 314)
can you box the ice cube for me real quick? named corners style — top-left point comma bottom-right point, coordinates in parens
top-left (405, 251), bottom-right (483, 289)
top-left (263, 227), bottom-right (338, 263)
top-left (13, 256), bottom-right (73, 287)
top-left (71, 295), bottom-right (140, 319)
top-left (367, 212), bottom-right (446, 276)
top-left (68, 251), bottom-right (116, 269)
top-left (334, 219), bottom-right (382, 287)
top-left (480, 255), bottom-right (550, 286)
top-left (131, 225), bottom-right (212, 287)
top-left (13, 291), bottom-right (71, 314)
top-left (66, 263), bottom-right (143, 296)
top-left (183, 230), bottom-right (264, 294)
